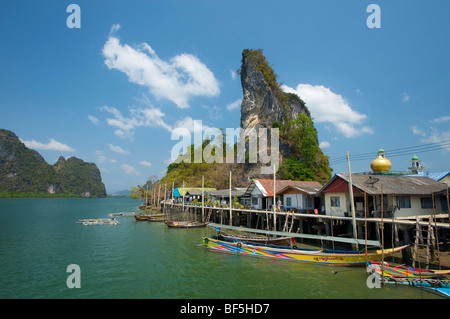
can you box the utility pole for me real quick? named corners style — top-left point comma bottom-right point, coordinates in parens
top-left (347, 151), bottom-right (358, 250)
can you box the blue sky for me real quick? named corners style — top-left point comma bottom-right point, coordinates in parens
top-left (1, 1), bottom-right (449, 193)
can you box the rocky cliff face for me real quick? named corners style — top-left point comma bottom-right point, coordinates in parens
top-left (157, 49), bottom-right (331, 188)
top-left (0, 129), bottom-right (106, 197)
top-left (239, 49), bottom-right (331, 183)
top-left (240, 49), bottom-right (310, 131)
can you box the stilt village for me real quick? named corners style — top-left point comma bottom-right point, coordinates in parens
top-left (128, 148), bottom-right (450, 295)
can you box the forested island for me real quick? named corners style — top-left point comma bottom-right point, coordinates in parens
top-left (0, 129), bottom-right (106, 198)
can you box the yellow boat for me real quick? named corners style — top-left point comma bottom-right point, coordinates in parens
top-left (203, 236), bottom-right (408, 266)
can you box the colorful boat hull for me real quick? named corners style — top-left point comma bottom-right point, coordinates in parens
top-left (367, 261), bottom-right (450, 278)
top-left (218, 232), bottom-right (294, 246)
top-left (203, 237), bottom-right (408, 266)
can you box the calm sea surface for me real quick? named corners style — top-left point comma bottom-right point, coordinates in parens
top-left (0, 197), bottom-right (441, 299)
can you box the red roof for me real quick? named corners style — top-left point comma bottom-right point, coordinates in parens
top-left (253, 179), bottom-right (322, 197)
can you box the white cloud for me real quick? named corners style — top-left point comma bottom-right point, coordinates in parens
top-left (173, 117), bottom-right (211, 134)
top-left (412, 126), bottom-right (426, 137)
top-left (420, 128), bottom-right (450, 150)
top-left (110, 23), bottom-right (121, 35)
top-left (226, 99), bottom-right (242, 111)
top-left (96, 150), bottom-right (116, 164)
top-left (230, 69), bottom-right (237, 80)
top-left (108, 143), bottom-right (130, 154)
top-left (139, 160), bottom-right (152, 167)
top-left (282, 84), bottom-right (373, 138)
top-left (205, 105), bottom-right (221, 119)
top-left (431, 116), bottom-right (450, 123)
top-left (88, 115), bottom-right (99, 125)
top-left (100, 105), bottom-right (172, 138)
top-left (173, 117), bottom-right (214, 140)
top-left (102, 26), bottom-right (220, 109)
top-left (319, 141), bottom-right (331, 149)
top-left (411, 125), bottom-right (450, 152)
top-left (121, 164), bottom-right (141, 176)
top-left (22, 138), bottom-right (75, 152)
top-left (97, 155), bottom-right (117, 164)
top-left (402, 92), bottom-right (410, 102)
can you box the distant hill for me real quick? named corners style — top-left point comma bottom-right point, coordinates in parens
top-left (0, 129), bottom-right (106, 197)
top-left (109, 189), bottom-right (131, 197)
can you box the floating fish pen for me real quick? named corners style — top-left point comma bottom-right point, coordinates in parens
top-left (77, 218), bottom-right (120, 226)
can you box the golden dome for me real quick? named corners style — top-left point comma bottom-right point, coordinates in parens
top-left (370, 155), bottom-right (392, 172)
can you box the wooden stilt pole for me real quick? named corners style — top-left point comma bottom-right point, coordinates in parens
top-left (364, 184), bottom-right (368, 266)
top-left (447, 187), bottom-right (450, 246)
top-left (172, 182), bottom-right (174, 207)
top-left (145, 184), bottom-right (148, 208)
top-left (432, 192), bottom-right (441, 269)
top-left (202, 175), bottom-right (205, 223)
top-left (163, 184), bottom-right (167, 213)
top-left (273, 164), bottom-right (276, 231)
top-left (158, 184), bottom-right (161, 209)
top-left (229, 171), bottom-right (232, 226)
top-left (381, 183), bottom-right (384, 285)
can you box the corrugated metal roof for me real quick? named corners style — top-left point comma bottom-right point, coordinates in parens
top-left (403, 171), bottom-right (450, 181)
top-left (205, 189), bottom-right (246, 197)
top-left (319, 174), bottom-right (447, 196)
top-left (428, 171), bottom-right (450, 181)
top-left (174, 187), bottom-right (216, 197)
top-left (250, 179), bottom-right (323, 197)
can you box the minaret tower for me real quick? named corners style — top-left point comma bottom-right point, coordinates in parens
top-left (409, 154), bottom-right (423, 174)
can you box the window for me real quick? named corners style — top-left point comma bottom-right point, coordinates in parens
top-left (286, 197), bottom-right (292, 207)
top-left (441, 197), bottom-right (448, 212)
top-left (421, 197), bottom-right (433, 209)
top-left (398, 196), bottom-right (411, 209)
top-left (251, 196), bottom-right (258, 206)
top-left (330, 196), bottom-right (340, 207)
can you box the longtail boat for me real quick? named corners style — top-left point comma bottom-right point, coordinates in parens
top-left (203, 236), bottom-right (408, 266)
top-left (135, 215), bottom-right (149, 221)
top-left (218, 232), bottom-right (294, 246)
top-left (421, 287), bottom-right (450, 298)
top-left (166, 221), bottom-right (207, 228)
top-left (367, 261), bottom-right (450, 278)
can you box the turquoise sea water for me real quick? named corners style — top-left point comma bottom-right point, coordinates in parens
top-left (0, 198), bottom-right (441, 299)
